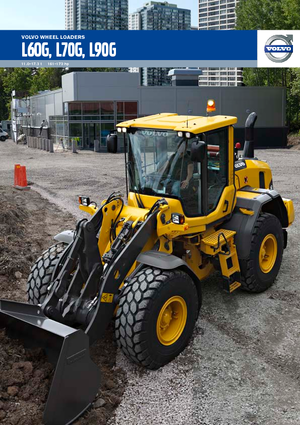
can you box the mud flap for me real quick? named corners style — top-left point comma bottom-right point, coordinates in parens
top-left (0, 299), bottom-right (101, 425)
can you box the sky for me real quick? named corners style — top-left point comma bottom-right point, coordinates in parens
top-left (2, 0), bottom-right (198, 30)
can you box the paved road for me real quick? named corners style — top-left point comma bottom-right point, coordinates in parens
top-left (1, 140), bottom-right (300, 425)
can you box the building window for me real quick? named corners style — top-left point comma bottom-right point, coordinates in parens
top-left (101, 122), bottom-right (115, 147)
top-left (69, 123), bottom-right (83, 148)
top-left (100, 102), bottom-right (114, 120)
top-left (69, 103), bottom-right (82, 115)
top-left (82, 102), bottom-right (100, 115)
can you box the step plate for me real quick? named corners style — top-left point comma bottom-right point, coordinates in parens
top-left (202, 229), bottom-right (236, 247)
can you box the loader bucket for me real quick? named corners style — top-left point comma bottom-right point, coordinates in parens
top-left (0, 299), bottom-right (101, 425)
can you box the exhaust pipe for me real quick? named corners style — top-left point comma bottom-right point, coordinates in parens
top-left (243, 112), bottom-right (257, 158)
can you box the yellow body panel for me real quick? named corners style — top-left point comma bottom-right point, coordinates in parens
top-left (117, 113), bottom-right (237, 135)
top-left (79, 204), bottom-right (98, 215)
top-left (128, 185), bottom-right (235, 233)
top-left (283, 198), bottom-right (295, 226)
top-left (235, 159), bottom-right (272, 190)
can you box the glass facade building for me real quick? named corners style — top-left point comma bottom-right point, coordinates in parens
top-left (129, 2), bottom-right (191, 86)
top-left (138, 1), bottom-right (191, 30)
top-left (49, 101), bottom-right (137, 149)
top-left (65, 0), bottom-right (128, 30)
top-left (12, 72), bottom-right (287, 149)
top-left (198, 0), bottom-right (242, 87)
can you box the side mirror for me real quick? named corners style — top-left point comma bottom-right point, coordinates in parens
top-left (106, 133), bottom-right (118, 153)
top-left (191, 139), bottom-right (206, 162)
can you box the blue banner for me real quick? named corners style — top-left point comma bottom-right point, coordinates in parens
top-left (0, 30), bottom-right (257, 67)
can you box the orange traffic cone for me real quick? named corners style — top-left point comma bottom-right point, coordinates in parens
top-left (14, 164), bottom-right (30, 190)
top-left (14, 164), bottom-right (21, 186)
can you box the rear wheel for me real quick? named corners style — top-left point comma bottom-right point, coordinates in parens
top-left (240, 213), bottom-right (284, 293)
top-left (26, 242), bottom-right (67, 304)
top-left (115, 267), bottom-right (199, 370)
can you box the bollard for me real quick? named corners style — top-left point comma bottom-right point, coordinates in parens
top-left (94, 139), bottom-right (100, 153)
top-left (72, 139), bottom-right (77, 153)
top-left (49, 139), bottom-right (54, 153)
top-left (46, 139), bottom-right (49, 152)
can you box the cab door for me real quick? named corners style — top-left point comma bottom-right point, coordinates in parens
top-left (203, 126), bottom-right (235, 220)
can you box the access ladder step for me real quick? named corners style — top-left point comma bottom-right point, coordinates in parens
top-left (201, 229), bottom-right (236, 255)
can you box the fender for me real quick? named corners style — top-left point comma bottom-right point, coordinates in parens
top-left (222, 188), bottom-right (289, 260)
top-left (137, 250), bottom-right (202, 305)
top-left (54, 230), bottom-right (74, 244)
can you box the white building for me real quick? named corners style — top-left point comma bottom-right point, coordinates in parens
top-left (129, 12), bottom-right (141, 30)
top-left (198, 0), bottom-right (242, 86)
top-left (65, 0), bottom-right (76, 30)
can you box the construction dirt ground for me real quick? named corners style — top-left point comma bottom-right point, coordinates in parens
top-left (0, 139), bottom-right (300, 425)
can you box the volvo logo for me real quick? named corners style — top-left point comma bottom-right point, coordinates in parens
top-left (265, 35), bottom-right (293, 63)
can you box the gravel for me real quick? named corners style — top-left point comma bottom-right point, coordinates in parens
top-left (1, 140), bottom-right (300, 425)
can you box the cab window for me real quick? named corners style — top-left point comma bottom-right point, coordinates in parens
top-left (206, 127), bottom-right (228, 213)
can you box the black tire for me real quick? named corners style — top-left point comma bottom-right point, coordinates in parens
top-left (240, 213), bottom-right (284, 293)
top-left (0, 137), bottom-right (6, 142)
top-left (26, 242), bottom-right (67, 304)
top-left (115, 267), bottom-right (199, 370)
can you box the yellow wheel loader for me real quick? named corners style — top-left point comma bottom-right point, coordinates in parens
top-left (0, 102), bottom-right (294, 424)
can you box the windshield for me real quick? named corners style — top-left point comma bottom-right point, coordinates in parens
top-left (127, 129), bottom-right (202, 216)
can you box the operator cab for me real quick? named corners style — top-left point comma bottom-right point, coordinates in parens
top-left (116, 103), bottom-right (237, 218)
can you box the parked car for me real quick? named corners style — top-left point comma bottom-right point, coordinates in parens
top-left (0, 129), bottom-right (9, 141)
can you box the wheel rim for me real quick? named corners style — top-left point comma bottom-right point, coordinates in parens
top-left (259, 234), bottom-right (278, 274)
top-left (156, 296), bottom-right (187, 346)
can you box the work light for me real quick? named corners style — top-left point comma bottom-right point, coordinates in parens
top-left (207, 99), bottom-right (216, 113)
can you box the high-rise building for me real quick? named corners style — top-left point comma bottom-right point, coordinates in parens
top-left (65, 0), bottom-right (76, 30)
top-left (65, 0), bottom-right (128, 30)
top-left (198, 0), bottom-right (242, 86)
top-left (129, 2), bottom-right (191, 86)
top-left (136, 1), bottom-right (191, 30)
top-left (129, 12), bottom-right (141, 30)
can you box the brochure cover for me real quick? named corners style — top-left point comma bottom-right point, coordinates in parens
top-left (0, 1), bottom-right (299, 425)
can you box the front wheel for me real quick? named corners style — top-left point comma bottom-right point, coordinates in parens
top-left (240, 213), bottom-right (284, 293)
top-left (115, 268), bottom-right (199, 370)
top-left (26, 242), bottom-right (67, 304)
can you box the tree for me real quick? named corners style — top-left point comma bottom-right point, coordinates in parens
top-left (282, 0), bottom-right (300, 29)
top-left (236, 0), bottom-right (300, 130)
top-left (236, 0), bottom-right (285, 30)
top-left (30, 69), bottom-right (64, 95)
